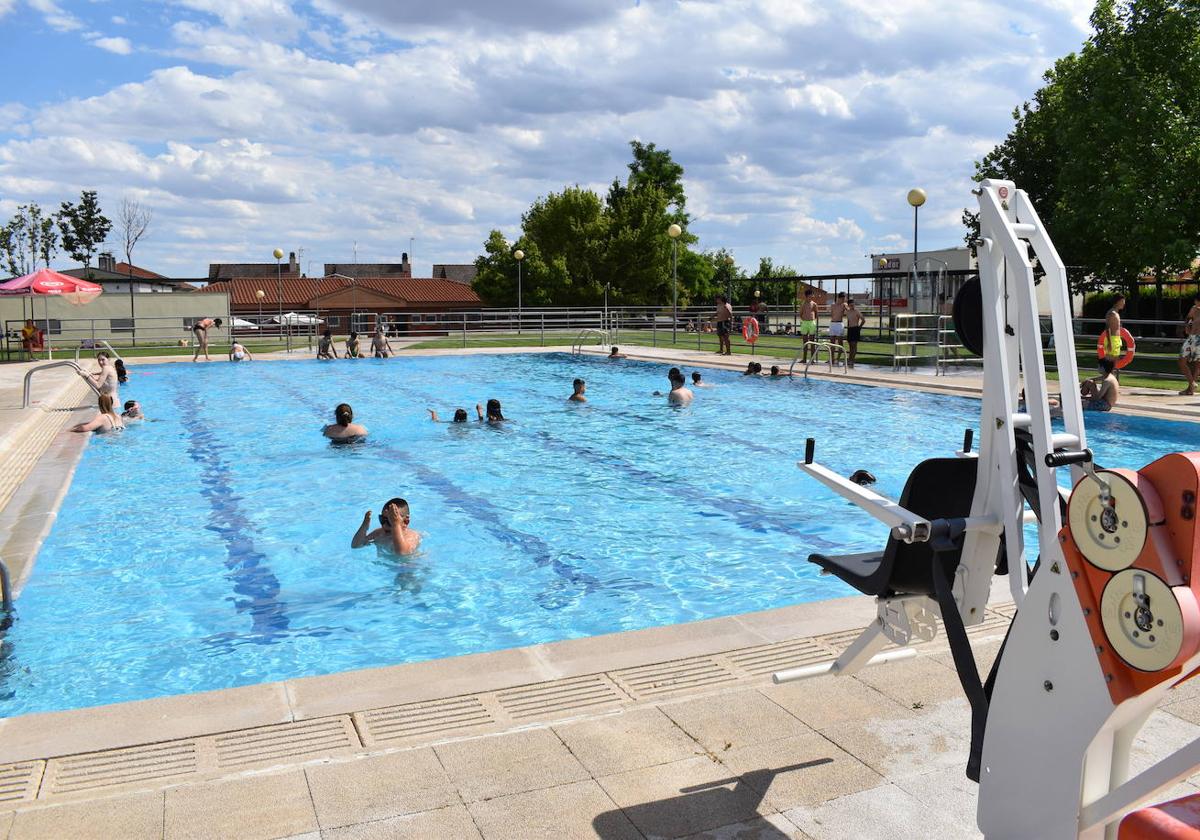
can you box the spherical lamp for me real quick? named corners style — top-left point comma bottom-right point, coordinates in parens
top-left (272, 248), bottom-right (284, 260)
top-left (907, 188), bottom-right (927, 208)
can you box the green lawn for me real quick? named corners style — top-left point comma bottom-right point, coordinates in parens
top-left (9, 340), bottom-right (306, 361)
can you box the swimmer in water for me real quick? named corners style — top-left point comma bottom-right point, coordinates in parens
top-left (477, 399), bottom-right (506, 423)
top-left (691, 371), bottom-right (713, 388)
top-left (427, 408), bottom-right (470, 423)
top-left (654, 368), bottom-right (693, 404)
top-left (323, 403), bottom-right (368, 440)
top-left (568, 378), bottom-right (587, 403)
top-left (608, 346), bottom-right (626, 360)
top-left (351, 497), bottom-right (421, 556)
top-left (121, 400), bottom-right (144, 421)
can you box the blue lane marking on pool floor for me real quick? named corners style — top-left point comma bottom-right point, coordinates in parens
top-left (379, 377), bottom-right (839, 554)
top-left (257, 371), bottom-right (637, 611)
top-left (173, 386), bottom-right (292, 642)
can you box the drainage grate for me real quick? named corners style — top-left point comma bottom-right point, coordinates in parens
top-left (815, 627), bottom-right (874, 650)
top-left (497, 675), bottom-right (627, 720)
top-left (359, 695), bottom-right (495, 745)
top-left (726, 638), bottom-right (834, 676)
top-left (214, 717), bottom-right (359, 768)
top-left (0, 762), bottom-right (44, 805)
top-left (611, 656), bottom-right (738, 700)
top-left (44, 741), bottom-right (199, 795)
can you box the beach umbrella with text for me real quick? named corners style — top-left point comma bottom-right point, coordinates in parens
top-left (0, 269), bottom-right (103, 359)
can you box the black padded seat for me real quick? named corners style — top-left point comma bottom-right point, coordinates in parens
top-left (808, 457), bottom-right (979, 597)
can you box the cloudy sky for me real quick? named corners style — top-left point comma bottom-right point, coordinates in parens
top-left (0, 0), bottom-right (1093, 279)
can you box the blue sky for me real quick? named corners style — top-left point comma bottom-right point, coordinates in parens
top-left (0, 0), bottom-right (1095, 278)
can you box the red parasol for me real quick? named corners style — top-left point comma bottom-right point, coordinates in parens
top-left (0, 269), bottom-right (104, 358)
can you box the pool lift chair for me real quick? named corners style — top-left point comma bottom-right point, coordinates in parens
top-left (775, 179), bottom-right (1200, 838)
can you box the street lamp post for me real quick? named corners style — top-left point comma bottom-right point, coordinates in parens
top-left (255, 289), bottom-right (264, 336)
top-left (273, 248), bottom-right (286, 352)
top-left (514, 249), bottom-right (525, 335)
top-left (907, 188), bottom-right (927, 311)
top-left (668, 223), bottom-right (682, 343)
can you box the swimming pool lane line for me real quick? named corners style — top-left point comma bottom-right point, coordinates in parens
top-left (380, 375), bottom-right (841, 554)
top-left (172, 386), bottom-right (292, 642)
top-left (254, 370), bottom-right (634, 612)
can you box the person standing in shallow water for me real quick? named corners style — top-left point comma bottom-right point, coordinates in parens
top-left (569, 379), bottom-right (587, 403)
top-left (323, 403), bottom-right (368, 440)
top-left (352, 498), bottom-right (421, 556)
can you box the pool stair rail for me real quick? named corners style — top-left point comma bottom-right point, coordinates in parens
top-left (572, 328), bottom-right (609, 355)
top-left (74, 340), bottom-right (123, 363)
top-left (0, 556), bottom-right (11, 615)
top-left (22, 360), bottom-right (101, 409)
top-left (789, 341), bottom-right (847, 377)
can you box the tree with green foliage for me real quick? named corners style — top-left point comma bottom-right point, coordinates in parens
top-left (0, 203), bottom-right (58, 276)
top-left (57, 190), bottom-right (112, 275)
top-left (968, 0), bottom-right (1200, 318)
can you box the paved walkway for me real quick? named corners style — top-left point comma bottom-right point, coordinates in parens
top-left (3, 636), bottom-right (1199, 840)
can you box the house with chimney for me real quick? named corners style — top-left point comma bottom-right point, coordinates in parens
top-left (208, 251), bottom-right (302, 281)
top-left (60, 252), bottom-right (197, 292)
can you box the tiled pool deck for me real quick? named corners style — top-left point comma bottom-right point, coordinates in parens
top-left (0, 347), bottom-right (1198, 839)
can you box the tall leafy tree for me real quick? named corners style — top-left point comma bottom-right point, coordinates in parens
top-left (0, 204), bottom-right (58, 276)
top-left (57, 190), bottom-right (112, 274)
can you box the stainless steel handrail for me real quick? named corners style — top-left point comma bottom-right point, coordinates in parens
top-left (0, 557), bottom-right (11, 614)
top-left (791, 341), bottom-right (847, 377)
top-left (22, 361), bottom-right (102, 408)
top-left (572, 328), bottom-right (608, 354)
top-left (74, 340), bottom-right (124, 363)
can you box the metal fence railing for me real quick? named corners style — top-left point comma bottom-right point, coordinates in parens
top-left (3, 305), bottom-right (1194, 385)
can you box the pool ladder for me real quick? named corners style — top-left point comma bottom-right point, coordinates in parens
top-left (74, 340), bottom-right (124, 363)
top-left (22, 360), bottom-right (102, 408)
top-left (790, 341), bottom-right (848, 377)
top-left (572, 329), bottom-right (609, 355)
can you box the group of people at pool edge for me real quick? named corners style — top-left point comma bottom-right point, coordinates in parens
top-left (708, 290), bottom-right (866, 367)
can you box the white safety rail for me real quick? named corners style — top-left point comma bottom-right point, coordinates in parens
top-left (935, 314), bottom-right (977, 375)
top-left (571, 328), bottom-right (609, 354)
top-left (789, 341), bottom-right (847, 377)
top-left (892, 313), bottom-right (940, 371)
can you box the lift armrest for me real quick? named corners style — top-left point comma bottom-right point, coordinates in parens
top-left (798, 461), bottom-right (931, 542)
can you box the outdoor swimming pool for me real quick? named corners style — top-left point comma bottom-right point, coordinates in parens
top-left (0, 352), bottom-right (1195, 716)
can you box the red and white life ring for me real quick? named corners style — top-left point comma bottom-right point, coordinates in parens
top-left (1097, 328), bottom-right (1136, 369)
top-left (742, 317), bottom-right (760, 344)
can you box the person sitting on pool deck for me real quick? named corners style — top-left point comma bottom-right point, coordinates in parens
top-left (608, 346), bottom-right (625, 360)
top-left (345, 331), bottom-right (361, 359)
top-left (317, 329), bottom-right (339, 360)
top-left (323, 403), bottom-right (368, 440)
top-left (427, 408), bottom-right (470, 423)
top-left (1080, 358), bottom-right (1120, 411)
top-left (191, 317), bottom-right (223, 362)
top-left (569, 378), bottom-right (587, 403)
top-left (121, 400), bottom-right (144, 421)
top-left (71, 394), bottom-right (124, 434)
top-left (371, 327), bottom-right (393, 358)
top-left (229, 341), bottom-right (253, 362)
top-left (352, 498), bottom-right (421, 556)
top-left (477, 399), bottom-right (507, 422)
top-left (691, 371), bottom-right (713, 387)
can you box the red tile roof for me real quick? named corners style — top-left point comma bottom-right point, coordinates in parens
top-left (198, 276), bottom-right (480, 307)
top-left (114, 262), bottom-right (166, 280)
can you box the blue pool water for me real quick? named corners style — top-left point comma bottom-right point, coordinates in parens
top-left (1, 353), bottom-right (1195, 716)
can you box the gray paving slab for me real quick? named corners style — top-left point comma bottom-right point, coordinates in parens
top-left (597, 755), bottom-right (771, 839)
top-left (163, 770), bottom-right (318, 840)
top-left (467, 779), bottom-right (639, 840)
top-left (322, 805), bottom-right (482, 840)
top-left (761, 676), bottom-right (912, 733)
top-left (660, 689), bottom-right (810, 754)
top-left (9, 791), bottom-right (163, 840)
top-left (680, 813), bottom-right (814, 839)
top-left (305, 748), bottom-right (458, 830)
top-left (554, 707), bottom-right (704, 777)
top-left (783, 781), bottom-right (980, 840)
top-left (435, 728), bottom-right (590, 803)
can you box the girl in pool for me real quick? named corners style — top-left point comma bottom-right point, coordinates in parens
top-left (323, 403), bottom-right (368, 441)
top-left (476, 399), bottom-right (506, 423)
top-left (71, 394), bottom-right (124, 434)
top-left (114, 359), bottom-right (128, 384)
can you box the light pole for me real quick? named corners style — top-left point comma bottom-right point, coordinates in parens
top-left (255, 289), bottom-right (264, 334)
top-left (668, 223), bottom-right (682, 343)
top-left (350, 277), bottom-right (357, 332)
top-left (907, 188), bottom-right (926, 311)
top-left (514, 248), bottom-right (525, 335)
top-left (273, 248), bottom-right (286, 352)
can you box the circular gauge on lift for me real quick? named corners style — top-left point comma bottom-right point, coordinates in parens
top-left (1067, 471), bottom-right (1148, 572)
top-left (1100, 569), bottom-right (1185, 672)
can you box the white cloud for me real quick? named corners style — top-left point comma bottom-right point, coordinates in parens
top-left (91, 36), bottom-right (133, 55)
top-left (0, 0), bottom-right (15, 20)
top-left (0, 0), bottom-right (1092, 276)
top-left (28, 0), bottom-right (82, 31)
top-left (111, 15), bottom-right (127, 25)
